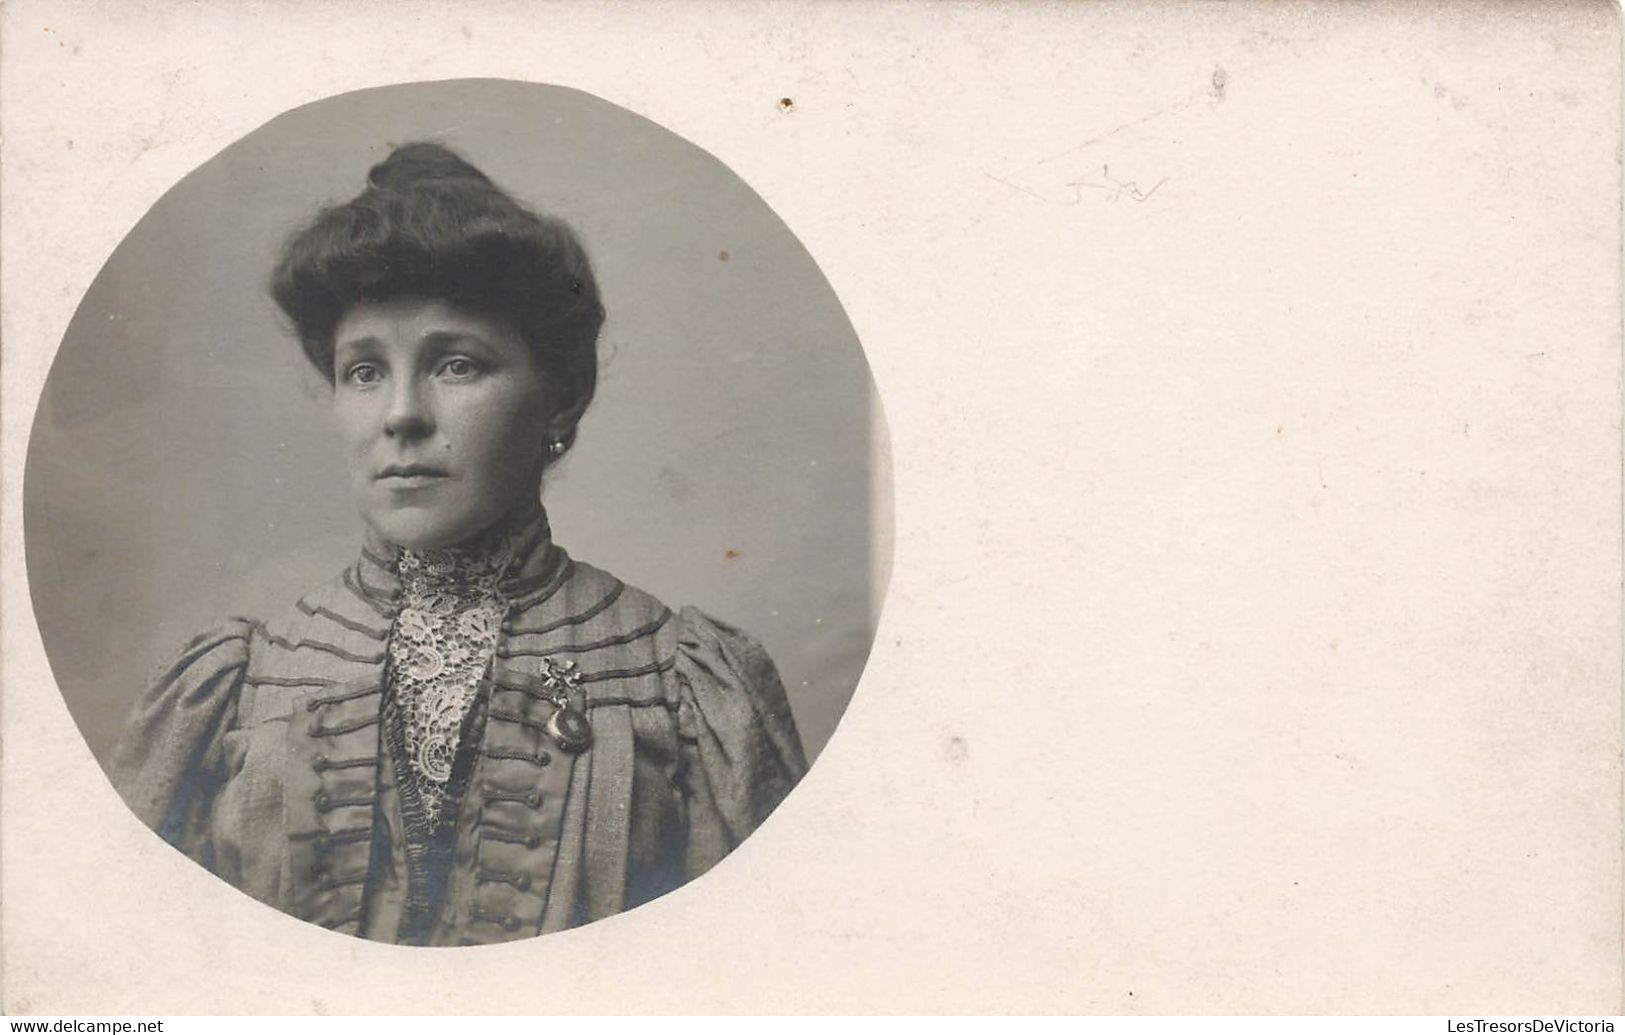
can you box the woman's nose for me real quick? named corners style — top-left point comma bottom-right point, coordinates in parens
top-left (382, 377), bottom-right (434, 439)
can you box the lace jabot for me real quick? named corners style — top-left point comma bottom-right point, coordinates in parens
top-left (380, 506), bottom-right (549, 826)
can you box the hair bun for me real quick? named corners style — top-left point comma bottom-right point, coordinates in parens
top-left (367, 141), bottom-right (492, 191)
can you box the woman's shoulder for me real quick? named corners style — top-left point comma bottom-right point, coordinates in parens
top-left (165, 616), bottom-right (260, 659)
top-left (264, 565), bottom-right (395, 644)
top-left (501, 553), bottom-right (675, 664)
top-left (234, 569), bottom-right (394, 698)
top-left (670, 605), bottom-right (782, 691)
top-left (532, 552), bottom-right (670, 626)
top-left (135, 557), bottom-right (390, 672)
top-left (530, 553), bottom-right (793, 709)
top-left (534, 554), bottom-right (773, 664)
top-left (111, 617), bottom-right (258, 828)
top-left (144, 617), bottom-right (260, 694)
top-left (543, 556), bottom-right (808, 834)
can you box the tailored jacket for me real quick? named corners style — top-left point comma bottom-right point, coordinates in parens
top-left (110, 512), bottom-right (808, 946)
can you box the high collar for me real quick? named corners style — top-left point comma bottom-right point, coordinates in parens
top-left (352, 500), bottom-right (559, 613)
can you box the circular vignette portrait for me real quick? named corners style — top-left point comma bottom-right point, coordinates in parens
top-left (23, 79), bottom-right (887, 947)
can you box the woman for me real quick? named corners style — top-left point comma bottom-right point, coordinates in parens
top-left (109, 142), bottom-right (808, 946)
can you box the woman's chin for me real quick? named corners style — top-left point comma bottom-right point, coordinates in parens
top-left (363, 509), bottom-right (484, 552)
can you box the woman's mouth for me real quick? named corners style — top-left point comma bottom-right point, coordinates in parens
top-left (376, 464), bottom-right (450, 487)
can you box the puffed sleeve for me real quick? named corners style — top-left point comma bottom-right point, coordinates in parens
top-left (108, 619), bottom-right (255, 865)
top-left (674, 606), bottom-right (809, 877)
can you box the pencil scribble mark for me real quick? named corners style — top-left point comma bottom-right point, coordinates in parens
top-left (984, 165), bottom-right (1169, 207)
top-left (1071, 164), bottom-right (1169, 203)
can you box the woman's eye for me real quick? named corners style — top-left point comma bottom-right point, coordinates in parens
top-left (344, 363), bottom-right (383, 386)
top-left (439, 357), bottom-right (481, 378)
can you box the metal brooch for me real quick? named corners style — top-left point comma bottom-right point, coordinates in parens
top-left (537, 657), bottom-right (592, 754)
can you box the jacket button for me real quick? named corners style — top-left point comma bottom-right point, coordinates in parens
top-left (516, 875), bottom-right (532, 892)
top-left (314, 793), bottom-right (330, 809)
top-left (536, 753), bottom-right (551, 767)
top-left (502, 916), bottom-right (521, 932)
top-left (318, 874), bottom-right (334, 890)
top-left (524, 834), bottom-right (541, 849)
top-left (525, 792), bottom-right (541, 807)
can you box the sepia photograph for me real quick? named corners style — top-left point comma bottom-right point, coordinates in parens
top-left (21, 79), bottom-right (885, 946)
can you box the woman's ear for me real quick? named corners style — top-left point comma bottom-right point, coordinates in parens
top-left (546, 404), bottom-right (586, 441)
top-left (543, 377), bottom-right (592, 441)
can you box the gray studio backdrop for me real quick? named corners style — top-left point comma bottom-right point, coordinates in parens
top-left (25, 79), bottom-right (883, 766)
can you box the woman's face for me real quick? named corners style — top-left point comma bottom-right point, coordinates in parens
top-left (330, 298), bottom-right (553, 551)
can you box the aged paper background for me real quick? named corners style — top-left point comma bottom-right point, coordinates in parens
top-left (2, 0), bottom-right (1619, 1016)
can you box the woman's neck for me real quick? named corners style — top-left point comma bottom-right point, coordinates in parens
top-left (359, 497), bottom-right (553, 601)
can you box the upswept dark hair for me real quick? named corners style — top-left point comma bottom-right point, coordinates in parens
top-left (270, 141), bottom-right (604, 454)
